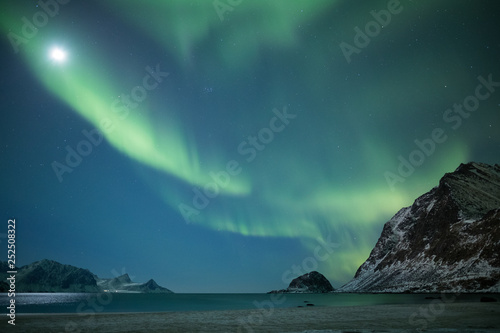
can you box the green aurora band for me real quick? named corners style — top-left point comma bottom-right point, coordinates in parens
top-left (1, 0), bottom-right (471, 284)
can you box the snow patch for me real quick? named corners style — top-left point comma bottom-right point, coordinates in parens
top-left (426, 199), bottom-right (436, 213)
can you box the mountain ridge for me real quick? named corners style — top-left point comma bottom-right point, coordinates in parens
top-left (0, 259), bottom-right (173, 293)
top-left (339, 162), bottom-right (500, 293)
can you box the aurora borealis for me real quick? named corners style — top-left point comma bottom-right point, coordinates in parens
top-left (1, 1), bottom-right (499, 292)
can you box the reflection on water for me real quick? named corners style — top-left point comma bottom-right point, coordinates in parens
top-left (11, 293), bottom-right (89, 305)
top-left (0, 293), bottom-right (496, 314)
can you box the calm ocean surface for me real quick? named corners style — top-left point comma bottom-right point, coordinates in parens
top-left (0, 293), bottom-right (494, 314)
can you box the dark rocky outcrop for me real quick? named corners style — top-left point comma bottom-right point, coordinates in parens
top-left (0, 281), bottom-right (10, 292)
top-left (268, 271), bottom-right (334, 293)
top-left (480, 296), bottom-right (497, 302)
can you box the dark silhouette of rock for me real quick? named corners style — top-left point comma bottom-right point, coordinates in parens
top-left (480, 296), bottom-right (497, 302)
top-left (0, 281), bottom-right (9, 292)
top-left (268, 271), bottom-right (334, 293)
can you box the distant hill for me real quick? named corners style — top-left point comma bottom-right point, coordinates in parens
top-left (339, 162), bottom-right (500, 293)
top-left (0, 259), bottom-right (173, 293)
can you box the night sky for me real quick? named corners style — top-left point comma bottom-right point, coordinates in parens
top-left (1, 0), bottom-right (499, 293)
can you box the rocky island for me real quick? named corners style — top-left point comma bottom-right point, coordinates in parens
top-left (268, 271), bottom-right (334, 293)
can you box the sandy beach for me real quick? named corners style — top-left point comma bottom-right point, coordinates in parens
top-left (2, 302), bottom-right (499, 333)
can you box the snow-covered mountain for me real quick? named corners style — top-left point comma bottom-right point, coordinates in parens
top-left (97, 273), bottom-right (173, 293)
top-left (0, 259), bottom-right (173, 293)
top-left (339, 162), bottom-right (500, 293)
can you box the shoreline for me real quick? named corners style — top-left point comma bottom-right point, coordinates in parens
top-left (2, 302), bottom-right (499, 332)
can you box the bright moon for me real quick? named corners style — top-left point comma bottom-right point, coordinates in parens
top-left (50, 48), bottom-right (67, 62)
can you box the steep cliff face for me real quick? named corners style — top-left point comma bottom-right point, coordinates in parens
top-left (339, 162), bottom-right (500, 293)
top-left (269, 271), bottom-right (334, 293)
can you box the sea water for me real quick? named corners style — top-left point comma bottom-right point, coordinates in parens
top-left (0, 293), bottom-right (495, 314)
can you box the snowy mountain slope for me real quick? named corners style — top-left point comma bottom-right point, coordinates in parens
top-left (339, 162), bottom-right (500, 293)
top-left (97, 273), bottom-right (173, 293)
